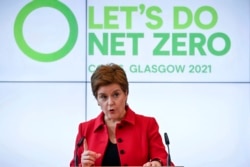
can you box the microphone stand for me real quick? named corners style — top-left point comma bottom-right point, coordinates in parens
top-left (164, 132), bottom-right (172, 166)
top-left (74, 137), bottom-right (84, 166)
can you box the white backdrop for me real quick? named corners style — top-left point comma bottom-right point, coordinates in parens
top-left (0, 0), bottom-right (249, 167)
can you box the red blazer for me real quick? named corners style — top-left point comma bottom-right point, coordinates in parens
top-left (70, 106), bottom-right (173, 166)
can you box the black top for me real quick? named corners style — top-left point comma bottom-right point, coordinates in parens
top-left (102, 140), bottom-right (121, 166)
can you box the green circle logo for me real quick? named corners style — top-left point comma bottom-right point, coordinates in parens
top-left (14, 0), bottom-right (78, 62)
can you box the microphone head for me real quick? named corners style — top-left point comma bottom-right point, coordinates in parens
top-left (77, 137), bottom-right (84, 147)
top-left (164, 132), bottom-right (170, 145)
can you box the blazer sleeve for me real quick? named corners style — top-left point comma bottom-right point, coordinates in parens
top-left (147, 117), bottom-right (174, 166)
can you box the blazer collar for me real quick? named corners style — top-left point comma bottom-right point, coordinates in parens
top-left (93, 105), bottom-right (136, 132)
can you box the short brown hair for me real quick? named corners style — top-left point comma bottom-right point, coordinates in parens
top-left (91, 63), bottom-right (129, 98)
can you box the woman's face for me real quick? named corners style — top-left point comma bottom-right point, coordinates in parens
top-left (96, 83), bottom-right (128, 122)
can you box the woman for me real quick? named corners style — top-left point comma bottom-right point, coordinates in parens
top-left (70, 63), bottom-right (174, 166)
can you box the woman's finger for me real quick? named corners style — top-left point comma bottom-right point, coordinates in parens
top-left (83, 138), bottom-right (88, 150)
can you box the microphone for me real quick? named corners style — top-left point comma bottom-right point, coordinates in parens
top-left (74, 137), bottom-right (84, 166)
top-left (164, 132), bottom-right (172, 166)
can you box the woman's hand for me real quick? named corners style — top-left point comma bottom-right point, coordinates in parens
top-left (81, 139), bottom-right (101, 167)
top-left (143, 160), bottom-right (162, 167)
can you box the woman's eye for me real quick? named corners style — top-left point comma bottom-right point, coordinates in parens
top-left (113, 93), bottom-right (119, 98)
top-left (100, 95), bottom-right (107, 100)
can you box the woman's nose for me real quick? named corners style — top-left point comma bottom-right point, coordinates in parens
top-left (107, 97), bottom-right (114, 105)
